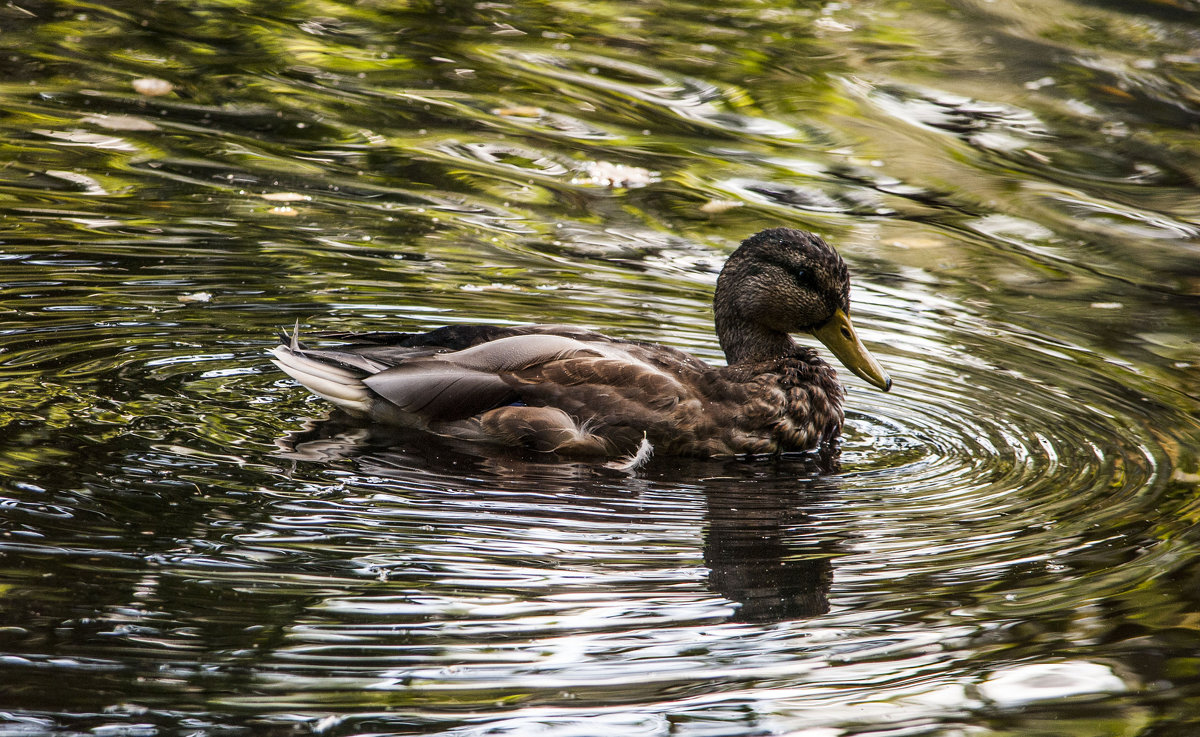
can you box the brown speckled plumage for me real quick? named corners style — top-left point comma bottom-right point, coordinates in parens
top-left (271, 228), bottom-right (890, 459)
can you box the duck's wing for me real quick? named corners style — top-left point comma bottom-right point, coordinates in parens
top-left (362, 334), bottom-right (612, 422)
top-left (443, 338), bottom-right (702, 455)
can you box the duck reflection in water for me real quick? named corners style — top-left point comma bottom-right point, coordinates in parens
top-left (276, 417), bottom-right (837, 623)
top-left (704, 483), bottom-right (832, 622)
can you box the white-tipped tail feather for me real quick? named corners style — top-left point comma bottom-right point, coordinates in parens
top-left (270, 344), bottom-right (372, 415)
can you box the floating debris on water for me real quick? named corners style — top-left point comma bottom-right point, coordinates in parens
top-left (573, 160), bottom-right (658, 188)
top-left (132, 77), bottom-right (174, 96)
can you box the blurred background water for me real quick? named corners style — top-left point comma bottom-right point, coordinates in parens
top-left (1, 0), bottom-right (1199, 735)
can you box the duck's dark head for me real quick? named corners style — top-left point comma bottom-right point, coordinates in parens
top-left (714, 228), bottom-right (891, 391)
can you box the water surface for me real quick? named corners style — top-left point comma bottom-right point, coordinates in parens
top-left (2, 0), bottom-right (1199, 735)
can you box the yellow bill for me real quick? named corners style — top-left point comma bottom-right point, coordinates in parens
top-left (811, 308), bottom-right (892, 391)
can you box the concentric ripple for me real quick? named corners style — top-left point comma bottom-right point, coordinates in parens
top-left (808, 288), bottom-right (1190, 641)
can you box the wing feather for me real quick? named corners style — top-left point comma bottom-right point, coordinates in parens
top-left (363, 365), bottom-right (518, 421)
top-left (446, 334), bottom-right (609, 372)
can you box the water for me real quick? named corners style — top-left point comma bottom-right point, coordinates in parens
top-left (2, 0), bottom-right (1199, 735)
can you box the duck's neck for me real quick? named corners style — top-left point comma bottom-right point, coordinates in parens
top-left (716, 314), bottom-right (798, 365)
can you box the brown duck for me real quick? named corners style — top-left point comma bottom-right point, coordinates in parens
top-left (271, 228), bottom-right (891, 458)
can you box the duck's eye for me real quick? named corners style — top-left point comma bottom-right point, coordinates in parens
top-left (761, 257), bottom-right (811, 286)
top-left (779, 264), bottom-right (809, 285)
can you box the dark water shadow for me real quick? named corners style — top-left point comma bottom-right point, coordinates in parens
top-left (277, 413), bottom-right (843, 623)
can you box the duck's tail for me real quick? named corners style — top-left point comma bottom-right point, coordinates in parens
top-left (270, 326), bottom-right (373, 416)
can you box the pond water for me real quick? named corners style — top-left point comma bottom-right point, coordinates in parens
top-left (2, 0), bottom-right (1199, 735)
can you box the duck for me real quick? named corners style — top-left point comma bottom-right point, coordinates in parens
top-left (270, 227), bottom-right (891, 458)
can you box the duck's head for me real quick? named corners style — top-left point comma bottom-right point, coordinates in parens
top-left (714, 228), bottom-right (891, 391)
